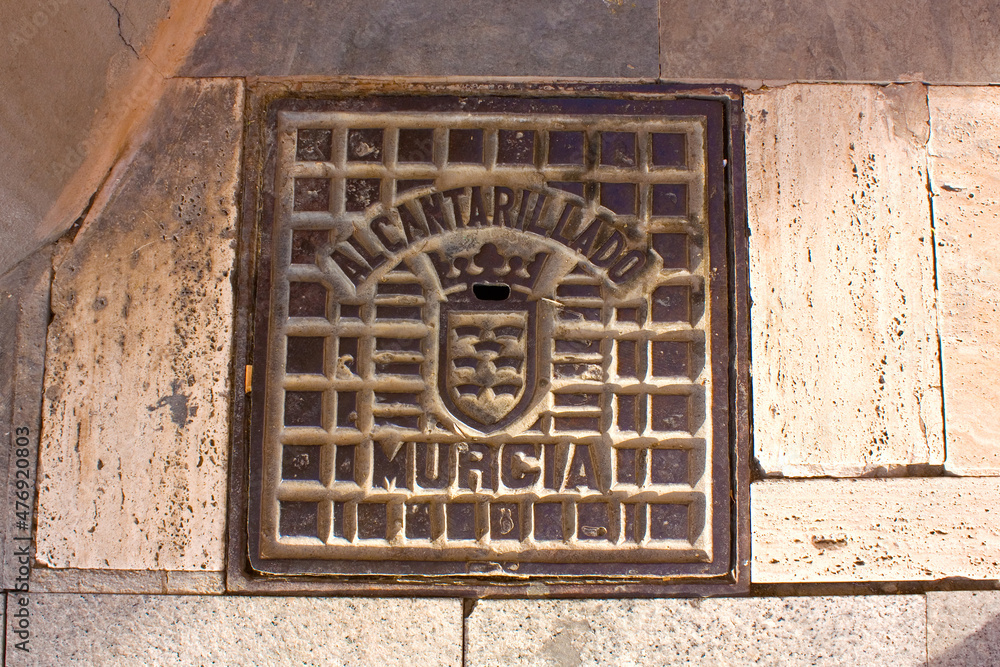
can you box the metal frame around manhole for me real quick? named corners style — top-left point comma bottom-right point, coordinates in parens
top-left (228, 82), bottom-right (750, 597)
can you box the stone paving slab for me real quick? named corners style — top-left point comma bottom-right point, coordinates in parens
top-left (928, 86), bottom-right (1000, 476)
top-left (30, 568), bottom-right (224, 595)
top-left (928, 591), bottom-right (1000, 666)
top-left (181, 0), bottom-right (658, 78)
top-left (753, 478), bottom-right (1000, 582)
top-left (34, 78), bottom-right (243, 571)
top-left (5, 594), bottom-right (461, 666)
top-left (746, 83), bottom-right (943, 477)
top-left (0, 248), bottom-right (50, 590)
top-left (0, 593), bottom-right (6, 656)
top-left (660, 0), bottom-right (1000, 84)
top-left (466, 596), bottom-right (926, 666)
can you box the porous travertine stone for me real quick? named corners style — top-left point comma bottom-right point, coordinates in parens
top-left (928, 87), bottom-right (1000, 475)
top-left (466, 596), bottom-right (926, 666)
top-left (5, 595), bottom-right (461, 666)
top-left (30, 568), bottom-right (224, 595)
top-left (35, 78), bottom-right (243, 571)
top-left (659, 0), bottom-right (1000, 84)
top-left (746, 83), bottom-right (943, 476)
top-left (753, 478), bottom-right (1000, 582)
top-left (928, 591), bottom-right (1000, 667)
top-left (182, 0), bottom-right (657, 78)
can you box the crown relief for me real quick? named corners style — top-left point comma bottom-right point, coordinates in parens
top-left (429, 243), bottom-right (551, 302)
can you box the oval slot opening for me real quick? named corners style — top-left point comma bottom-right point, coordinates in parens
top-left (472, 283), bottom-right (510, 301)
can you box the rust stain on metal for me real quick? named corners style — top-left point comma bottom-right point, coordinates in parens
top-left (237, 86), bottom-right (747, 594)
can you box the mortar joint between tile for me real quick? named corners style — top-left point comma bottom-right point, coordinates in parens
top-left (923, 86), bottom-right (948, 469)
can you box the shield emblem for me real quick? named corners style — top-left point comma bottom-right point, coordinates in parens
top-left (442, 308), bottom-right (536, 430)
top-left (431, 242), bottom-right (548, 433)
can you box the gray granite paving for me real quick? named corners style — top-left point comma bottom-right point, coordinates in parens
top-left (5, 594), bottom-right (462, 666)
top-left (467, 596), bottom-right (927, 666)
top-left (928, 591), bottom-right (1000, 667)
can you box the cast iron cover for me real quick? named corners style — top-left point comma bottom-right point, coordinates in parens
top-left (241, 87), bottom-right (747, 593)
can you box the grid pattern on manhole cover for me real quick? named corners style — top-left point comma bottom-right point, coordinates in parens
top-left (246, 93), bottom-right (737, 581)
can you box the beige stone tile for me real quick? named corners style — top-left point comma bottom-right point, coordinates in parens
top-left (30, 568), bottom-right (224, 595)
top-left (928, 591), bottom-right (1000, 666)
top-left (467, 596), bottom-right (926, 666)
top-left (35, 78), bottom-right (243, 571)
top-left (752, 478), bottom-right (1000, 582)
top-left (5, 594), bottom-right (462, 666)
top-left (746, 83), bottom-right (943, 477)
top-left (928, 87), bottom-right (1000, 475)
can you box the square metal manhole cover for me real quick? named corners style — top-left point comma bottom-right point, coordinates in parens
top-left (235, 85), bottom-right (748, 595)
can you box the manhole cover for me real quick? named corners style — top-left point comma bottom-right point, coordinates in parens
top-left (236, 85), bottom-right (748, 594)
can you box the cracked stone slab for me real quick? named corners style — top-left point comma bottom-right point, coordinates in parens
top-left (181, 0), bottom-right (658, 78)
top-left (0, 0), bottom-right (170, 277)
top-left (106, 0), bottom-right (171, 57)
top-left (746, 83), bottom-right (943, 477)
top-left (5, 594), bottom-right (461, 666)
top-left (928, 87), bottom-right (1000, 475)
top-left (928, 591), bottom-right (1000, 667)
top-left (660, 0), bottom-right (1000, 83)
top-left (466, 596), bottom-right (926, 666)
top-left (752, 478), bottom-right (1000, 582)
top-left (35, 78), bottom-right (244, 571)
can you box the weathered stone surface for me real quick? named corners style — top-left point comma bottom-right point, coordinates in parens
top-left (0, 594), bottom-right (6, 657)
top-left (163, 570), bottom-right (226, 594)
top-left (928, 87), bottom-right (1000, 475)
top-left (928, 591), bottom-right (1000, 667)
top-left (467, 596), bottom-right (926, 666)
top-left (6, 594), bottom-right (462, 666)
top-left (746, 84), bottom-right (943, 477)
top-left (182, 0), bottom-right (657, 78)
top-left (660, 0), bottom-right (1000, 84)
top-left (0, 0), bottom-right (170, 277)
top-left (30, 568), bottom-right (224, 595)
top-left (0, 249), bottom-right (51, 589)
top-left (35, 78), bottom-right (244, 571)
top-left (752, 478), bottom-right (1000, 582)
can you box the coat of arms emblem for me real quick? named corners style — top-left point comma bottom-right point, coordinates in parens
top-left (432, 243), bottom-right (550, 432)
